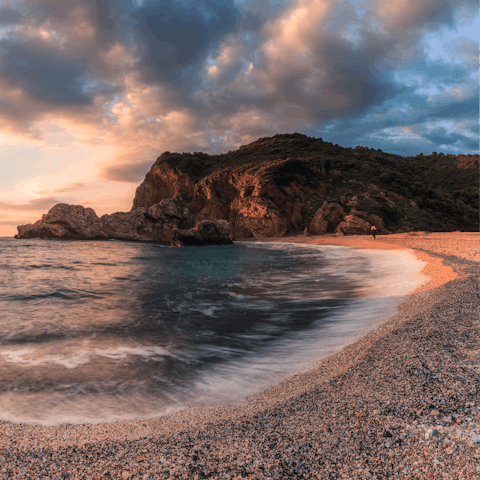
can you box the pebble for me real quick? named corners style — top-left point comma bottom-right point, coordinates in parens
top-left (122, 471), bottom-right (132, 480)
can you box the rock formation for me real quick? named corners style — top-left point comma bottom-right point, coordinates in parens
top-left (308, 202), bottom-right (345, 235)
top-left (16, 133), bottom-right (479, 241)
top-left (16, 201), bottom-right (194, 243)
top-left (171, 220), bottom-right (233, 247)
top-left (335, 215), bottom-right (373, 235)
top-left (16, 204), bottom-right (104, 240)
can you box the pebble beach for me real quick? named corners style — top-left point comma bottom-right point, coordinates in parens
top-left (1, 231), bottom-right (478, 480)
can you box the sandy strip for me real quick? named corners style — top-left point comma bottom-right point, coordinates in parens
top-left (1, 232), bottom-right (478, 480)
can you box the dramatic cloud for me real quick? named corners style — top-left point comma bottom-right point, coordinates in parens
top-left (0, 196), bottom-right (60, 211)
top-left (0, 0), bottom-right (478, 234)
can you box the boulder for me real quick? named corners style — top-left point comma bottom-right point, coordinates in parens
top-left (17, 204), bottom-right (106, 240)
top-left (101, 208), bottom-right (152, 242)
top-left (335, 215), bottom-right (372, 235)
top-left (171, 220), bottom-right (233, 247)
top-left (308, 202), bottom-right (345, 234)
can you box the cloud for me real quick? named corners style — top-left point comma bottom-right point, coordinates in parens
top-left (0, 5), bottom-right (22, 25)
top-left (34, 182), bottom-right (87, 195)
top-left (102, 160), bottom-right (153, 183)
top-left (0, 196), bottom-right (59, 211)
top-left (455, 36), bottom-right (480, 68)
top-left (131, 0), bottom-right (239, 80)
top-left (53, 182), bottom-right (87, 194)
top-left (0, 0), bottom-right (476, 188)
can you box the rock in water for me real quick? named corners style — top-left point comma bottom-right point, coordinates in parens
top-left (15, 201), bottom-right (189, 242)
top-left (16, 204), bottom-right (105, 240)
top-left (171, 220), bottom-right (233, 247)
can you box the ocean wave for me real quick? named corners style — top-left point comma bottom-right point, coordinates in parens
top-left (0, 344), bottom-right (177, 369)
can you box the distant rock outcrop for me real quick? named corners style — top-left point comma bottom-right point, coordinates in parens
top-left (16, 201), bottom-right (197, 242)
top-left (16, 133), bottom-right (479, 241)
top-left (171, 220), bottom-right (233, 247)
top-left (16, 204), bottom-right (105, 240)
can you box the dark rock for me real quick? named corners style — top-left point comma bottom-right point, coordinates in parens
top-left (171, 220), bottom-right (233, 247)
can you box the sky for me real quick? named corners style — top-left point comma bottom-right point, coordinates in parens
top-left (0, 0), bottom-right (478, 237)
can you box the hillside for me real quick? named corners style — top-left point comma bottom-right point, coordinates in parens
top-left (132, 133), bottom-right (479, 235)
top-left (16, 133), bottom-right (479, 241)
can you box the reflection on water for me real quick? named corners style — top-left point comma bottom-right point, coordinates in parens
top-left (0, 238), bottom-right (426, 425)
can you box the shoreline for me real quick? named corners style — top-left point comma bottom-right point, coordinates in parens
top-left (241, 231), bottom-right (471, 295)
top-left (1, 232), bottom-right (478, 479)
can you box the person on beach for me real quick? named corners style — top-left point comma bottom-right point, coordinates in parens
top-left (371, 225), bottom-right (377, 239)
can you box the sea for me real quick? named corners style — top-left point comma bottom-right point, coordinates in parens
top-left (0, 237), bottom-right (427, 425)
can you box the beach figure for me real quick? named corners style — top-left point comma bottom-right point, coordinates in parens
top-left (371, 225), bottom-right (377, 240)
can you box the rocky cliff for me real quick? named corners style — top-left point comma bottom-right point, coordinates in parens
top-left (16, 133), bottom-right (479, 241)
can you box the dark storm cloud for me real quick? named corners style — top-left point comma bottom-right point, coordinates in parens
top-left (422, 127), bottom-right (474, 148)
top-left (130, 0), bottom-right (239, 82)
top-left (0, 6), bottom-right (22, 25)
top-left (0, 44), bottom-right (92, 105)
top-left (0, 0), bottom-right (130, 105)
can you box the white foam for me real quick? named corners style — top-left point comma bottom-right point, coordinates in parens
top-left (250, 242), bottom-right (428, 299)
top-left (0, 345), bottom-right (175, 369)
